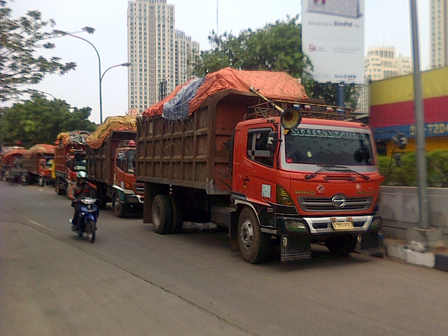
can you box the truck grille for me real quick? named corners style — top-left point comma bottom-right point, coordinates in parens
top-left (299, 196), bottom-right (372, 212)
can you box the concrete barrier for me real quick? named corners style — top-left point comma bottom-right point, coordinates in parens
top-left (379, 186), bottom-right (448, 242)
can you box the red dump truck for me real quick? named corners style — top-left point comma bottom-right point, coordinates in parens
top-left (22, 144), bottom-right (55, 186)
top-left (0, 149), bottom-right (27, 184)
top-left (85, 116), bottom-right (144, 217)
top-left (136, 68), bottom-right (383, 263)
top-left (54, 131), bottom-right (90, 196)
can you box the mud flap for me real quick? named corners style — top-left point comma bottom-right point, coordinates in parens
top-left (355, 231), bottom-right (381, 254)
top-left (281, 234), bottom-right (312, 262)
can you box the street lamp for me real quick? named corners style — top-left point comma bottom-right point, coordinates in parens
top-left (100, 62), bottom-right (132, 123)
top-left (58, 32), bottom-right (131, 124)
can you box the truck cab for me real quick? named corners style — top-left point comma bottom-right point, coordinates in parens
top-left (113, 140), bottom-right (144, 217)
top-left (231, 105), bottom-right (383, 262)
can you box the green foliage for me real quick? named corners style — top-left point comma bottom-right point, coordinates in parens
top-left (1, 94), bottom-right (96, 148)
top-left (192, 16), bottom-right (312, 78)
top-left (378, 151), bottom-right (448, 187)
top-left (191, 15), bottom-right (359, 107)
top-left (0, 0), bottom-right (77, 101)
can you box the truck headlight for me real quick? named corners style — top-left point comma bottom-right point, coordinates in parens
top-left (285, 219), bottom-right (307, 232)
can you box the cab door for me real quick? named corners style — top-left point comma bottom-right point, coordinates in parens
top-left (233, 126), bottom-right (277, 205)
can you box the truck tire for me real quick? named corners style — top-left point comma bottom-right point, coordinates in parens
top-left (326, 234), bottom-right (357, 256)
top-left (113, 192), bottom-right (126, 218)
top-left (169, 195), bottom-right (183, 233)
top-left (152, 194), bottom-right (173, 234)
top-left (55, 178), bottom-right (64, 195)
top-left (237, 207), bottom-right (269, 264)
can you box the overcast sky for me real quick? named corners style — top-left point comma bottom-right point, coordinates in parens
top-left (7, 0), bottom-right (430, 124)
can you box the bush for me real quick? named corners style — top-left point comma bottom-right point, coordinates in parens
top-left (378, 150), bottom-right (448, 187)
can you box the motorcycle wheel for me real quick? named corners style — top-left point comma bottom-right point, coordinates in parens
top-left (87, 220), bottom-right (96, 243)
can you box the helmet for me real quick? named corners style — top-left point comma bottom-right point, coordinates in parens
top-left (77, 171), bottom-right (88, 180)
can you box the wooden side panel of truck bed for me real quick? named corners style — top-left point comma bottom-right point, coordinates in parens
top-left (136, 92), bottom-right (260, 194)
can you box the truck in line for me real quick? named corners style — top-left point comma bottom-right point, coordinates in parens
top-left (85, 116), bottom-right (144, 217)
top-left (135, 68), bottom-right (383, 263)
top-left (54, 131), bottom-right (90, 196)
top-left (22, 144), bottom-right (55, 186)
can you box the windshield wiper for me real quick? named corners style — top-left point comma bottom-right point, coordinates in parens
top-left (305, 164), bottom-right (370, 181)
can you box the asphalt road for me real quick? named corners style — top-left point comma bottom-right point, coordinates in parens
top-left (1, 182), bottom-right (448, 336)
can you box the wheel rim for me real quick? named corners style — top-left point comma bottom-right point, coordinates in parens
top-left (114, 193), bottom-right (121, 214)
top-left (153, 204), bottom-right (161, 228)
top-left (239, 218), bottom-right (254, 252)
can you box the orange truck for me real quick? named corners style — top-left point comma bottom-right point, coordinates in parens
top-left (136, 68), bottom-right (383, 263)
top-left (85, 116), bottom-right (144, 217)
top-left (22, 144), bottom-right (55, 186)
top-left (54, 131), bottom-right (90, 196)
top-left (0, 149), bottom-right (27, 183)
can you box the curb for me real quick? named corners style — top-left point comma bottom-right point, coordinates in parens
top-left (385, 242), bottom-right (448, 272)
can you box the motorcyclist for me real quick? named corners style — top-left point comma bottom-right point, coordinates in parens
top-left (69, 171), bottom-right (97, 231)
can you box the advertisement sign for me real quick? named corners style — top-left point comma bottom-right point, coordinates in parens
top-left (302, 0), bottom-right (364, 84)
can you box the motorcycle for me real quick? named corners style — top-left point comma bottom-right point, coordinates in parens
top-left (70, 197), bottom-right (99, 243)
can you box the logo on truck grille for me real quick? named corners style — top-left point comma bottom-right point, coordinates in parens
top-left (331, 195), bottom-right (346, 208)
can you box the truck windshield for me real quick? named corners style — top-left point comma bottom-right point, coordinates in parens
top-left (284, 127), bottom-right (373, 166)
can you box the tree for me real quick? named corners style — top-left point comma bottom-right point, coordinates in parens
top-left (0, 0), bottom-right (92, 101)
top-left (1, 94), bottom-right (96, 148)
top-left (192, 16), bottom-right (311, 79)
top-left (191, 16), bottom-right (360, 107)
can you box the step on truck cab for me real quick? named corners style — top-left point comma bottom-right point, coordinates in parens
top-left (136, 68), bottom-right (383, 263)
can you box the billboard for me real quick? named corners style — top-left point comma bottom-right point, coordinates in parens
top-left (302, 0), bottom-right (364, 84)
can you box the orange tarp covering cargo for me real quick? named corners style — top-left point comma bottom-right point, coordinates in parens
top-left (86, 116), bottom-right (137, 149)
top-left (1, 149), bottom-right (27, 166)
top-left (26, 144), bottom-right (55, 155)
top-left (142, 67), bottom-right (308, 119)
top-left (55, 131), bottom-right (90, 146)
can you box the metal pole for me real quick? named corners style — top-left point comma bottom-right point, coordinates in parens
top-left (100, 63), bottom-right (131, 121)
top-left (410, 0), bottom-right (430, 229)
top-left (65, 34), bottom-right (102, 123)
top-left (337, 83), bottom-right (344, 107)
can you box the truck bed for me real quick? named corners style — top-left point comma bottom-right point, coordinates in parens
top-left (136, 91), bottom-right (262, 195)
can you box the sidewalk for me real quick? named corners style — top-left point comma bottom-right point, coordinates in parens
top-left (384, 238), bottom-right (448, 272)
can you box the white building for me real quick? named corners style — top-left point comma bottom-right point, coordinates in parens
top-left (357, 47), bottom-right (412, 115)
top-left (431, 0), bottom-right (448, 68)
top-left (127, 0), bottom-right (200, 114)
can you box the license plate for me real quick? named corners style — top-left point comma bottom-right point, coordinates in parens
top-left (332, 221), bottom-right (354, 230)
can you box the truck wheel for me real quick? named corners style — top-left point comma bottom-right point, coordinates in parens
top-left (237, 207), bottom-right (269, 264)
top-left (326, 235), bottom-right (357, 256)
top-left (113, 192), bottom-right (126, 218)
top-left (152, 194), bottom-right (173, 234)
top-left (55, 178), bottom-right (64, 195)
top-left (169, 195), bottom-right (183, 233)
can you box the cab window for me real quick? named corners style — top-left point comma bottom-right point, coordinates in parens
top-left (246, 129), bottom-right (273, 167)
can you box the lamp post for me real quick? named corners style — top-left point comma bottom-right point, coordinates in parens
top-left (60, 33), bottom-right (102, 122)
top-left (100, 63), bottom-right (132, 123)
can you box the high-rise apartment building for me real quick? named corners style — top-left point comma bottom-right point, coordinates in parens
top-left (357, 47), bottom-right (412, 115)
top-left (431, 0), bottom-right (448, 68)
top-left (364, 47), bottom-right (412, 81)
top-left (127, 0), bottom-right (199, 114)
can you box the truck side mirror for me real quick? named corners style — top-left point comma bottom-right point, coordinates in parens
top-left (391, 133), bottom-right (408, 150)
top-left (267, 131), bottom-right (281, 152)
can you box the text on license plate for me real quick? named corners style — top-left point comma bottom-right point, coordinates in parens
top-left (332, 221), bottom-right (354, 230)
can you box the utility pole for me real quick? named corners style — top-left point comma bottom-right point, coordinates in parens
top-left (410, 0), bottom-right (430, 229)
